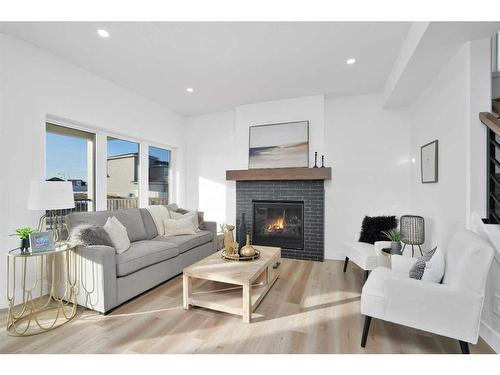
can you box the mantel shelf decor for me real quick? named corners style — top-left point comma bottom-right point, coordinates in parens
top-left (226, 167), bottom-right (332, 181)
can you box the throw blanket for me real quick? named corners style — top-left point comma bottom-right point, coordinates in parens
top-left (146, 205), bottom-right (170, 236)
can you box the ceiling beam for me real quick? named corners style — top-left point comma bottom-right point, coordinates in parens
top-left (383, 22), bottom-right (500, 108)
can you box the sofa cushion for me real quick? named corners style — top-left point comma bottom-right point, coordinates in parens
top-left (67, 208), bottom-right (147, 242)
top-left (344, 241), bottom-right (379, 270)
top-left (139, 208), bottom-right (159, 240)
top-left (153, 230), bottom-right (212, 254)
top-left (116, 240), bottom-right (179, 277)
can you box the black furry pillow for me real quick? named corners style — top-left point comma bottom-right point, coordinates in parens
top-left (358, 216), bottom-right (397, 244)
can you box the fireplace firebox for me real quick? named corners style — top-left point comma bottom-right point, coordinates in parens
top-left (252, 200), bottom-right (304, 250)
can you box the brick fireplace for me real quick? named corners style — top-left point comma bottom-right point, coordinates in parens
top-left (235, 180), bottom-right (325, 261)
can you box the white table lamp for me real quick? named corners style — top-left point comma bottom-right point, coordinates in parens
top-left (28, 181), bottom-right (75, 240)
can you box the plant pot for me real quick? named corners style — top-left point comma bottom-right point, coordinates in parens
top-left (390, 241), bottom-right (402, 254)
top-left (21, 238), bottom-right (30, 252)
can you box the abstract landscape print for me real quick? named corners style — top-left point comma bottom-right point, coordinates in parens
top-left (248, 121), bottom-right (309, 169)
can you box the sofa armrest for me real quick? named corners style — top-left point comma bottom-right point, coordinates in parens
top-left (74, 245), bottom-right (118, 313)
top-left (391, 255), bottom-right (416, 273)
top-left (384, 276), bottom-right (484, 343)
top-left (200, 221), bottom-right (217, 253)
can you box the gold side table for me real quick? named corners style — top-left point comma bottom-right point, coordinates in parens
top-left (6, 243), bottom-right (77, 336)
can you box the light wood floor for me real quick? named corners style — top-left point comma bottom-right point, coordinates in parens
top-left (0, 259), bottom-right (495, 354)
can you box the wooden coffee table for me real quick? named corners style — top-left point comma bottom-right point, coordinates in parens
top-left (182, 246), bottom-right (281, 323)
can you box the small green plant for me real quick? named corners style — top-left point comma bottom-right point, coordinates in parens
top-left (381, 228), bottom-right (401, 242)
top-left (218, 223), bottom-right (227, 234)
top-left (10, 227), bottom-right (36, 240)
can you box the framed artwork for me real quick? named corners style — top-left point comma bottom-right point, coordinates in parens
top-left (29, 231), bottom-right (55, 253)
top-left (248, 121), bottom-right (309, 169)
top-left (421, 140), bottom-right (438, 183)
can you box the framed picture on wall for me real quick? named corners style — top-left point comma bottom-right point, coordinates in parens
top-left (421, 139), bottom-right (438, 183)
top-left (248, 121), bottom-right (309, 169)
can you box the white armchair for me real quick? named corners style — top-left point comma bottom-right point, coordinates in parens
top-left (343, 232), bottom-right (392, 283)
top-left (360, 230), bottom-right (494, 354)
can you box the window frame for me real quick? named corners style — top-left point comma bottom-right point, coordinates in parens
top-left (44, 115), bottom-right (176, 211)
top-left (45, 121), bottom-right (97, 212)
top-left (147, 145), bottom-right (172, 206)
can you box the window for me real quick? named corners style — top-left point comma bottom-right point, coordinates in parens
top-left (107, 137), bottom-right (140, 210)
top-left (45, 123), bottom-right (95, 212)
top-left (149, 146), bottom-right (171, 205)
top-left (493, 32), bottom-right (500, 73)
top-left (488, 32), bottom-right (500, 223)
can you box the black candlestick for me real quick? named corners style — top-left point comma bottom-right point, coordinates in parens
top-left (313, 152), bottom-right (318, 168)
top-left (321, 155), bottom-right (325, 168)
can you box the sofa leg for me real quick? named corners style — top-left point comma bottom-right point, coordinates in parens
top-left (363, 270), bottom-right (370, 284)
top-left (343, 257), bottom-right (349, 272)
top-left (361, 316), bottom-right (372, 348)
top-left (459, 340), bottom-right (470, 354)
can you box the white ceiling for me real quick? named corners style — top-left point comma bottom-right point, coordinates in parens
top-left (0, 22), bottom-right (411, 115)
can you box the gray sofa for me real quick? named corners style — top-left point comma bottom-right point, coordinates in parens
top-left (65, 204), bottom-right (217, 313)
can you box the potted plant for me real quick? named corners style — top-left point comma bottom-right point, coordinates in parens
top-left (10, 227), bottom-right (36, 252)
top-left (381, 228), bottom-right (402, 254)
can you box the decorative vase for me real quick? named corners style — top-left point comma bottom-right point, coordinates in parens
top-left (391, 241), bottom-right (402, 254)
top-left (313, 152), bottom-right (318, 168)
top-left (238, 213), bottom-right (247, 246)
top-left (21, 238), bottom-right (30, 253)
top-left (240, 234), bottom-right (256, 257)
top-left (321, 155), bottom-right (325, 168)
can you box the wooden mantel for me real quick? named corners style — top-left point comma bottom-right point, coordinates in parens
top-left (226, 167), bottom-right (332, 181)
top-left (479, 112), bottom-right (500, 137)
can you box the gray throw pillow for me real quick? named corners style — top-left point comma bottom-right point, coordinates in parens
top-left (68, 223), bottom-right (113, 247)
top-left (409, 246), bottom-right (437, 280)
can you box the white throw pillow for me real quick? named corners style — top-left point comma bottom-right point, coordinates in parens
top-left (163, 215), bottom-right (197, 236)
top-left (421, 248), bottom-right (445, 283)
top-left (103, 216), bottom-right (131, 254)
top-left (168, 209), bottom-right (199, 231)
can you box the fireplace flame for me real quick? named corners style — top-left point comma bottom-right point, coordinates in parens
top-left (267, 216), bottom-right (285, 232)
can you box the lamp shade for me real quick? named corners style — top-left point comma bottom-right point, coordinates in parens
top-left (27, 181), bottom-right (75, 210)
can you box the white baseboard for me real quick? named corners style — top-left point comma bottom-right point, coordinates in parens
top-left (480, 320), bottom-right (500, 353)
top-left (324, 252), bottom-right (345, 261)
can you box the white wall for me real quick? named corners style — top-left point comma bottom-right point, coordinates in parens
top-left (233, 95), bottom-right (326, 169)
top-left (185, 95), bottom-right (326, 225)
top-left (185, 110), bottom-right (235, 225)
top-left (408, 43), bottom-right (471, 250)
top-left (325, 94), bottom-right (412, 259)
top-left (408, 39), bottom-right (500, 352)
top-left (0, 34), bottom-right (186, 308)
top-left (185, 94), bottom-right (412, 260)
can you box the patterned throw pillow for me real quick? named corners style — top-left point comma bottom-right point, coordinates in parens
top-left (409, 246), bottom-right (444, 282)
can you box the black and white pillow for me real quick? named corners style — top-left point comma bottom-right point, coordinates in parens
top-left (409, 246), bottom-right (444, 283)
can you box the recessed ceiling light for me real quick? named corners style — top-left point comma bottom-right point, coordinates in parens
top-left (186, 87), bottom-right (194, 93)
top-left (346, 58), bottom-right (356, 65)
top-left (97, 29), bottom-right (110, 38)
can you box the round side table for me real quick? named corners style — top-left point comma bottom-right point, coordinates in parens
top-left (6, 243), bottom-right (78, 336)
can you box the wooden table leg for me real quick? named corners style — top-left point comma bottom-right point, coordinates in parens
top-left (242, 282), bottom-right (251, 323)
top-left (183, 274), bottom-right (191, 310)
